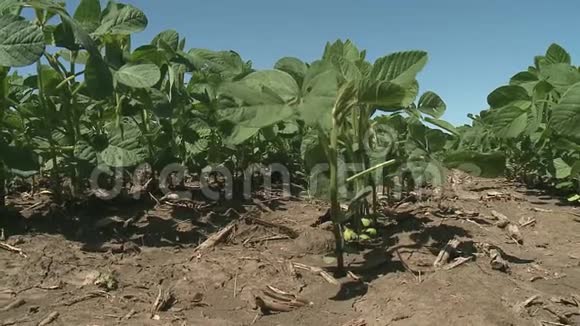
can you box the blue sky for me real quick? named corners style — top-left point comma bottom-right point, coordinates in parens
top-left (52, 1), bottom-right (580, 124)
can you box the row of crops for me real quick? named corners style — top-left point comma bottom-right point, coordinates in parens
top-left (1, 0), bottom-right (579, 271)
top-left (458, 43), bottom-right (580, 202)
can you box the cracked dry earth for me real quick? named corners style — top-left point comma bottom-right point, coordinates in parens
top-left (1, 175), bottom-right (580, 326)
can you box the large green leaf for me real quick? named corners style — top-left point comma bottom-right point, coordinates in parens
top-left (487, 85), bottom-right (530, 109)
top-left (0, 0), bottom-right (21, 15)
top-left (551, 82), bottom-right (580, 139)
top-left (571, 161), bottom-right (580, 177)
top-left (274, 57), bottom-right (308, 87)
top-left (99, 120), bottom-right (147, 167)
top-left (370, 51), bottom-right (428, 85)
top-left (74, 140), bottom-right (98, 164)
top-left (219, 70), bottom-right (298, 128)
top-left (85, 54), bottom-right (113, 99)
top-left (323, 39), bottom-right (363, 63)
top-left (358, 79), bottom-right (410, 109)
top-left (115, 63), bottom-right (161, 88)
top-left (151, 29), bottom-right (179, 50)
top-left (553, 158), bottom-right (571, 179)
top-left (73, 0), bottom-right (101, 33)
top-left (510, 71), bottom-right (538, 85)
top-left (301, 130), bottom-right (328, 171)
top-left (223, 125), bottom-right (260, 146)
top-left (53, 22), bottom-right (77, 50)
top-left (444, 151), bottom-right (506, 178)
top-left (145, 88), bottom-right (171, 118)
top-left (491, 106), bottom-right (528, 138)
top-left (237, 70), bottom-right (299, 102)
top-left (0, 15), bottom-right (45, 67)
top-left (186, 49), bottom-right (246, 78)
top-left (418, 91), bottom-right (446, 118)
top-left (545, 43), bottom-right (571, 65)
top-left (295, 61), bottom-right (338, 130)
top-left (424, 117), bottom-right (458, 135)
top-left (0, 144), bottom-right (39, 175)
top-left (94, 3), bottom-right (148, 35)
top-left (327, 55), bottom-right (362, 82)
top-left (540, 63), bottom-right (580, 88)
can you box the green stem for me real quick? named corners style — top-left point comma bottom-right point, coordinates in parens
top-left (37, 61), bottom-right (62, 203)
top-left (346, 160), bottom-right (396, 183)
top-left (140, 107), bottom-right (155, 162)
top-left (329, 109), bottom-right (345, 275)
top-left (0, 165), bottom-right (6, 208)
top-left (54, 70), bottom-right (84, 90)
top-left (0, 68), bottom-right (6, 208)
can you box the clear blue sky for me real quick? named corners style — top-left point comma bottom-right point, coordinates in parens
top-left (56, 1), bottom-right (580, 124)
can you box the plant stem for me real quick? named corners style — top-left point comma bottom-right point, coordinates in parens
top-left (37, 61), bottom-right (62, 203)
top-left (330, 109), bottom-right (345, 275)
top-left (0, 166), bottom-right (6, 208)
top-left (0, 67), bottom-right (7, 208)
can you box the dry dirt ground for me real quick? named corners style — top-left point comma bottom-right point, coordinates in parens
top-left (1, 174), bottom-right (580, 326)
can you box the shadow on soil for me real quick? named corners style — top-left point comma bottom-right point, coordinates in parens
top-left (0, 183), bottom-right (303, 251)
top-left (0, 192), bottom-right (247, 249)
top-left (327, 211), bottom-right (474, 301)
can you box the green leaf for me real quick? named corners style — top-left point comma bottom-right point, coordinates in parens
top-left (130, 45), bottom-right (166, 65)
top-left (333, 81), bottom-right (358, 122)
top-left (553, 158), bottom-right (571, 179)
top-left (115, 63), bottom-right (161, 88)
top-left (1, 144), bottom-right (39, 174)
top-left (370, 51), bottom-right (428, 85)
top-left (443, 151), bottom-right (506, 178)
top-left (0, 15), bottom-right (45, 67)
top-left (57, 49), bottom-right (89, 64)
top-left (540, 63), bottom-right (580, 88)
top-left (185, 49), bottom-right (246, 78)
top-left (151, 29), bottom-right (179, 50)
top-left (491, 106), bottom-right (528, 138)
top-left (424, 117), bottom-right (458, 135)
top-left (99, 119), bottom-right (147, 167)
top-left (74, 140), bottom-right (97, 163)
top-left (487, 85), bottom-right (530, 109)
top-left (274, 57), bottom-right (307, 86)
top-left (146, 88), bottom-right (171, 118)
top-left (358, 79), bottom-right (409, 109)
top-left (223, 125), bottom-right (260, 146)
top-left (301, 129), bottom-right (328, 172)
top-left (545, 43), bottom-right (571, 65)
top-left (219, 70), bottom-right (298, 128)
top-left (510, 71), bottom-right (538, 85)
top-left (571, 161), bottom-right (580, 177)
top-left (237, 70), bottom-right (299, 102)
top-left (85, 54), bottom-right (113, 99)
top-left (418, 91), bottom-right (446, 118)
top-left (0, 0), bottom-right (22, 15)
top-left (53, 22), bottom-right (77, 50)
top-left (568, 194), bottom-right (580, 202)
top-left (295, 61), bottom-right (338, 130)
top-left (277, 121), bottom-right (299, 135)
top-left (73, 0), bottom-right (101, 33)
top-left (365, 228), bottom-right (377, 236)
top-left (361, 218), bottom-right (372, 227)
top-left (323, 39), bottom-right (363, 62)
top-left (94, 3), bottom-right (148, 35)
top-left (551, 82), bottom-right (580, 139)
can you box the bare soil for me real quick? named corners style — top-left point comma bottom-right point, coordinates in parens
top-left (1, 174), bottom-right (580, 326)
